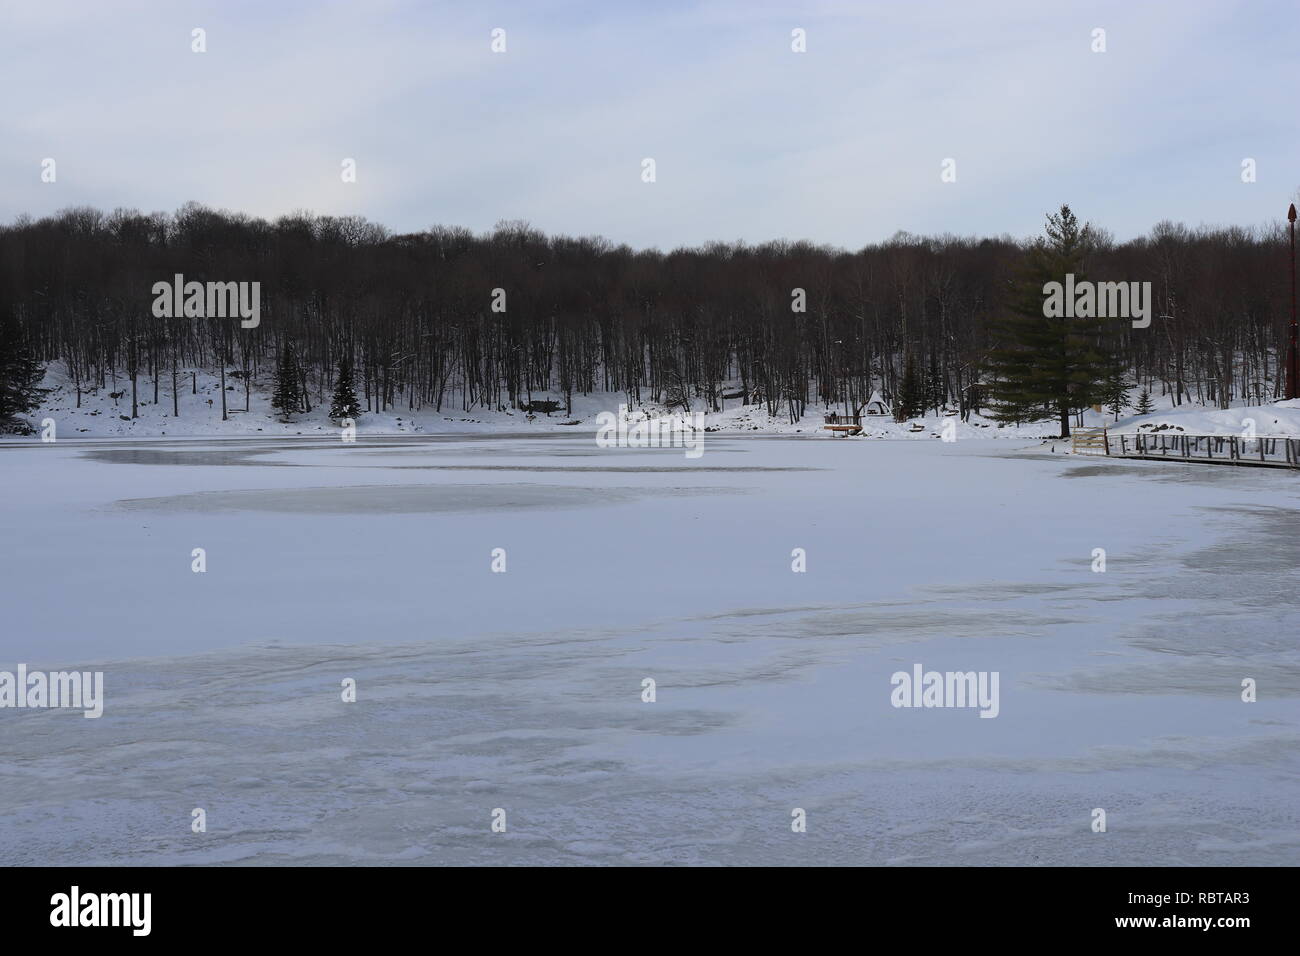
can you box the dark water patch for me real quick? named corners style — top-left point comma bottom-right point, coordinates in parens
top-left (1181, 505), bottom-right (1300, 576)
top-left (115, 482), bottom-right (744, 515)
top-left (83, 447), bottom-right (293, 467)
top-left (371, 464), bottom-right (818, 473)
top-left (1061, 462), bottom-right (1150, 478)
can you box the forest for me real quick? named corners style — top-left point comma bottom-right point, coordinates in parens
top-left (0, 202), bottom-right (1293, 432)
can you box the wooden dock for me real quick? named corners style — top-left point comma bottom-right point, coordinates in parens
top-left (1110, 432), bottom-right (1300, 470)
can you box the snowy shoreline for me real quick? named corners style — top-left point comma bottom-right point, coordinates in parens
top-left (11, 367), bottom-right (1300, 443)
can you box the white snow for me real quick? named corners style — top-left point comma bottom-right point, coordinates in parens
top-left (18, 363), bottom-right (1300, 446)
top-left (1109, 399), bottom-right (1300, 438)
top-left (5, 364), bottom-right (1126, 442)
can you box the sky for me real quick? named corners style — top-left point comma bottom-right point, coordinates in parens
top-left (1, 0), bottom-right (1296, 250)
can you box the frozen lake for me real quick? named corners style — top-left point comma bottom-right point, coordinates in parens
top-left (1, 434), bottom-right (1298, 865)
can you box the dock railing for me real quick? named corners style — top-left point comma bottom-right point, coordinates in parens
top-left (1071, 426), bottom-right (1109, 455)
top-left (1111, 432), bottom-right (1300, 469)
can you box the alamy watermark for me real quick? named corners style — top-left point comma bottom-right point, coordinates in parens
top-left (890, 663), bottom-right (999, 718)
top-left (0, 664), bottom-right (103, 718)
top-left (596, 403), bottom-right (707, 458)
top-left (1043, 274), bottom-right (1150, 329)
top-left (50, 886), bottom-right (150, 935)
top-left (151, 274), bottom-right (261, 328)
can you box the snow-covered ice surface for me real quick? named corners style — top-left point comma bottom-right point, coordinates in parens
top-left (1, 433), bottom-right (1298, 866)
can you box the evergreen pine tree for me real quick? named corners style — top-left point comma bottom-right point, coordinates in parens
top-left (983, 205), bottom-right (1121, 437)
top-left (0, 306), bottom-right (48, 434)
top-left (1105, 369), bottom-right (1132, 421)
top-left (896, 353), bottom-right (924, 421)
top-left (329, 357), bottom-right (361, 420)
top-left (925, 362), bottom-right (945, 415)
top-left (1134, 388), bottom-right (1155, 415)
top-left (271, 344), bottom-right (301, 422)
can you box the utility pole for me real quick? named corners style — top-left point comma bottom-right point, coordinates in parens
top-left (1289, 203), bottom-right (1298, 400)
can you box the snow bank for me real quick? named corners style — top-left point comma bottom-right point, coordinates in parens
top-left (1108, 399), bottom-right (1300, 438)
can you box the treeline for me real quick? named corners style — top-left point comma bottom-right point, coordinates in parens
top-left (0, 202), bottom-right (1293, 428)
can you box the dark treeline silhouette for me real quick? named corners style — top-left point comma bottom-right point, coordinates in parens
top-left (0, 202), bottom-right (1292, 428)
